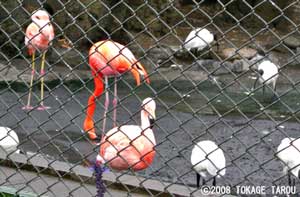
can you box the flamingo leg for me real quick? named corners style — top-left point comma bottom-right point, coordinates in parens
top-left (38, 52), bottom-right (49, 110)
top-left (112, 76), bottom-right (117, 127)
top-left (22, 51), bottom-right (35, 110)
top-left (102, 76), bottom-right (109, 133)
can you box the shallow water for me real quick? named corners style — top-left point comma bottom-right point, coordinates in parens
top-left (0, 66), bottom-right (300, 191)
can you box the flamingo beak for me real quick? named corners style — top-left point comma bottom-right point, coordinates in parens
top-left (131, 62), bottom-right (150, 85)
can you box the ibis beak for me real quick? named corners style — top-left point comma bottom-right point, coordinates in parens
top-left (148, 110), bottom-right (156, 129)
top-left (131, 62), bottom-right (150, 85)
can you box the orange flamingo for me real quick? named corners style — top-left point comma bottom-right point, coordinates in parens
top-left (96, 98), bottom-right (156, 171)
top-left (23, 9), bottom-right (54, 110)
top-left (83, 40), bottom-right (150, 140)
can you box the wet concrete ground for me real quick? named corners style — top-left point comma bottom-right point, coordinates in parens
top-left (0, 65), bottom-right (300, 194)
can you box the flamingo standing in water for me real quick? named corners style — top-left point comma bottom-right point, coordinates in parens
top-left (83, 40), bottom-right (150, 140)
top-left (96, 97), bottom-right (156, 171)
top-left (23, 10), bottom-right (54, 110)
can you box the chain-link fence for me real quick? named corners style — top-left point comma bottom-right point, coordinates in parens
top-left (1, 0), bottom-right (300, 196)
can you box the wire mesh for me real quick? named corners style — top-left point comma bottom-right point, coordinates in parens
top-left (1, 0), bottom-right (300, 196)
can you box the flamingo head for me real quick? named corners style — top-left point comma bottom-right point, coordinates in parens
top-left (131, 62), bottom-right (150, 85)
top-left (31, 10), bottom-right (51, 25)
top-left (142, 98), bottom-right (156, 129)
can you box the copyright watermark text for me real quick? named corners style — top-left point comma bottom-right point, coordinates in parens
top-left (199, 185), bottom-right (296, 195)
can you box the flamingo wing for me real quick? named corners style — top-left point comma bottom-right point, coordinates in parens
top-left (25, 23), bottom-right (39, 45)
top-left (89, 41), bottom-right (139, 74)
top-left (25, 23), bottom-right (40, 55)
top-left (100, 125), bottom-right (156, 171)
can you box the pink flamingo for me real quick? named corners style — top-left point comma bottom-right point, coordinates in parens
top-left (96, 98), bottom-right (156, 171)
top-left (83, 40), bottom-right (150, 140)
top-left (23, 9), bottom-right (54, 110)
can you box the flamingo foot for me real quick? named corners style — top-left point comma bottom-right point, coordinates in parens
top-left (22, 105), bottom-right (34, 110)
top-left (37, 105), bottom-right (51, 110)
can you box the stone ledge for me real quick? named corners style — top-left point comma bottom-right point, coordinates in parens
top-left (0, 151), bottom-right (205, 197)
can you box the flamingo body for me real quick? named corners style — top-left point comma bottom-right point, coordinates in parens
top-left (99, 125), bottom-right (156, 171)
top-left (97, 98), bottom-right (156, 171)
top-left (25, 10), bottom-right (54, 55)
top-left (89, 41), bottom-right (149, 79)
top-left (84, 40), bottom-right (150, 140)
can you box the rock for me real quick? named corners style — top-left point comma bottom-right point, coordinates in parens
top-left (50, 48), bottom-right (89, 70)
top-left (193, 59), bottom-right (246, 75)
top-left (193, 60), bottom-right (216, 71)
top-left (212, 61), bottom-right (236, 75)
top-left (221, 47), bottom-right (257, 60)
top-left (291, 48), bottom-right (300, 66)
top-left (123, 0), bottom-right (182, 37)
top-left (170, 64), bottom-right (183, 70)
top-left (147, 44), bottom-right (176, 67)
top-left (233, 59), bottom-right (251, 71)
top-left (232, 59), bottom-right (249, 72)
top-left (0, 60), bottom-right (91, 83)
top-left (0, 1), bottom-right (28, 59)
top-left (174, 48), bottom-right (189, 59)
top-left (283, 35), bottom-right (300, 49)
top-left (174, 46), bottom-right (213, 60)
top-left (224, 0), bottom-right (293, 30)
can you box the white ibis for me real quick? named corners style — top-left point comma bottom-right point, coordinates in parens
top-left (0, 127), bottom-right (20, 154)
top-left (191, 140), bottom-right (226, 187)
top-left (184, 28), bottom-right (218, 52)
top-left (277, 137), bottom-right (300, 186)
top-left (251, 54), bottom-right (279, 101)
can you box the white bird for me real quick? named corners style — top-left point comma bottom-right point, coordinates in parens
top-left (96, 98), bottom-right (156, 171)
top-left (191, 140), bottom-right (226, 187)
top-left (184, 28), bottom-right (218, 52)
top-left (277, 137), bottom-right (300, 186)
top-left (251, 54), bottom-right (279, 101)
top-left (0, 127), bottom-right (20, 154)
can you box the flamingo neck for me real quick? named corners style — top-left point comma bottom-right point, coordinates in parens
top-left (83, 74), bottom-right (104, 139)
top-left (141, 110), bottom-right (150, 131)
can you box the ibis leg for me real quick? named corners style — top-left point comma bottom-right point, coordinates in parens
top-left (196, 173), bottom-right (200, 188)
top-left (271, 80), bottom-right (278, 101)
top-left (212, 176), bottom-right (216, 186)
top-left (288, 173), bottom-right (292, 186)
top-left (253, 77), bottom-right (259, 90)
